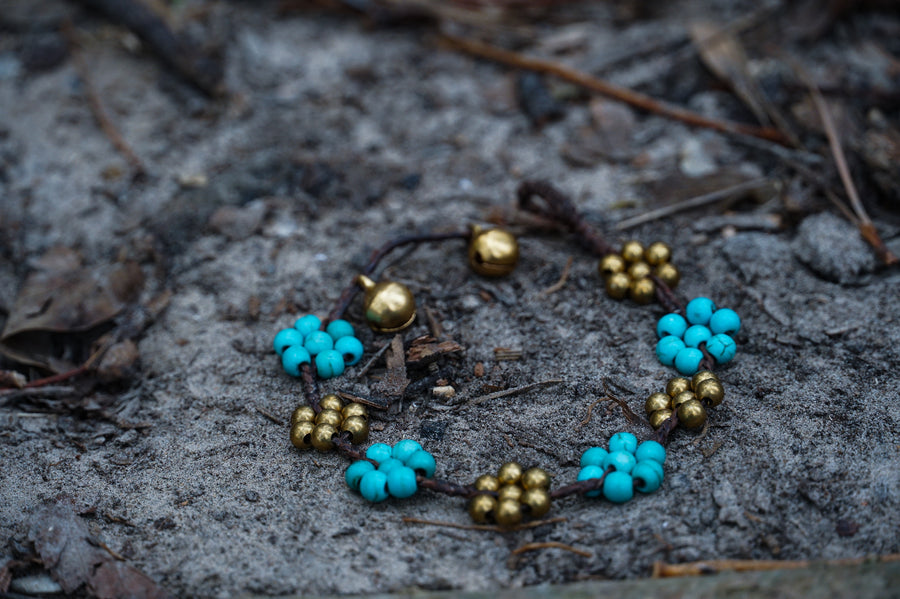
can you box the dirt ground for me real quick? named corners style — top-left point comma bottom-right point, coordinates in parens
top-left (1, 1), bottom-right (899, 597)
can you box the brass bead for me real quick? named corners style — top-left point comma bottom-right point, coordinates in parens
top-left (315, 408), bottom-right (343, 428)
top-left (691, 370), bottom-right (719, 389)
top-left (494, 498), bottom-right (523, 528)
top-left (468, 494), bottom-right (496, 524)
top-left (645, 241), bottom-right (672, 266)
top-left (497, 462), bottom-right (523, 486)
top-left (342, 402), bottom-right (368, 421)
top-left (340, 415), bottom-right (369, 444)
top-left (289, 421), bottom-right (316, 450)
top-left (290, 406), bottom-right (316, 426)
top-left (357, 275), bottom-right (416, 333)
top-left (677, 399), bottom-right (708, 429)
top-left (629, 277), bottom-right (656, 304)
top-left (666, 377), bottom-right (691, 397)
top-left (672, 390), bottom-right (697, 410)
top-left (474, 475), bottom-right (500, 492)
top-left (468, 225), bottom-right (519, 277)
top-left (627, 261), bottom-right (652, 280)
top-left (649, 409), bottom-right (674, 429)
top-left (645, 392), bottom-right (671, 414)
top-left (310, 423), bottom-right (337, 451)
top-left (498, 484), bottom-right (523, 503)
top-left (521, 467), bottom-right (550, 490)
top-left (599, 254), bottom-right (626, 279)
top-left (656, 263), bottom-right (680, 288)
top-left (621, 240), bottom-right (645, 263)
top-left (319, 393), bottom-right (344, 412)
top-left (520, 488), bottom-right (551, 518)
top-left (605, 272), bottom-right (631, 300)
top-left (695, 378), bottom-right (725, 407)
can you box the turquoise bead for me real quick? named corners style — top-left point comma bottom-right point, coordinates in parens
top-left (281, 346), bottom-right (311, 377)
top-left (345, 460), bottom-right (375, 492)
top-left (602, 471), bottom-right (634, 503)
top-left (674, 347), bottom-right (703, 375)
top-left (326, 319), bottom-right (355, 341)
top-left (683, 325), bottom-right (712, 348)
top-left (632, 462), bottom-right (662, 493)
top-left (577, 465), bottom-right (605, 497)
top-left (359, 470), bottom-right (389, 503)
top-left (580, 447), bottom-right (608, 468)
top-left (635, 440), bottom-right (666, 465)
top-left (365, 443), bottom-right (392, 463)
top-left (274, 328), bottom-right (304, 356)
top-left (315, 349), bottom-right (345, 379)
top-left (304, 331), bottom-right (334, 356)
top-left (386, 466), bottom-right (418, 498)
top-left (686, 297), bottom-right (716, 326)
top-left (656, 336), bottom-right (686, 367)
top-left (608, 432), bottom-right (638, 454)
top-left (392, 439), bottom-right (423, 463)
top-left (335, 336), bottom-right (364, 366)
top-left (710, 308), bottom-right (741, 335)
top-left (405, 450), bottom-right (436, 478)
top-left (639, 458), bottom-right (664, 482)
top-left (294, 314), bottom-right (322, 337)
top-left (657, 313), bottom-right (688, 339)
top-left (707, 333), bottom-right (737, 364)
top-left (603, 450), bottom-right (636, 474)
top-left (377, 457), bottom-right (404, 474)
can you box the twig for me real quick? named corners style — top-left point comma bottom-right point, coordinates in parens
top-left (574, 396), bottom-right (603, 431)
top-left (402, 516), bottom-right (566, 532)
top-left (438, 34), bottom-right (789, 145)
top-left (72, 0), bottom-right (224, 96)
top-left (511, 541), bottom-right (592, 558)
top-left (0, 386), bottom-right (77, 406)
top-left (652, 554), bottom-right (900, 578)
top-left (355, 342), bottom-right (391, 379)
top-left (465, 379), bottom-right (563, 407)
top-left (254, 405), bottom-right (284, 426)
top-left (539, 256), bottom-right (573, 295)
top-left (62, 22), bottom-right (147, 178)
top-left (614, 177), bottom-right (772, 230)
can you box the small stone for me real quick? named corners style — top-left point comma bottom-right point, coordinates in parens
top-left (432, 385), bottom-right (456, 398)
top-left (793, 212), bottom-right (877, 284)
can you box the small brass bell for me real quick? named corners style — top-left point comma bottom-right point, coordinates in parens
top-left (468, 225), bottom-right (519, 277)
top-left (357, 275), bottom-right (416, 333)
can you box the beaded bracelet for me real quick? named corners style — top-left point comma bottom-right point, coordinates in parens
top-left (271, 180), bottom-right (740, 529)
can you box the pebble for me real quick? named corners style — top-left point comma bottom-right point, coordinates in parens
top-left (793, 212), bottom-right (877, 284)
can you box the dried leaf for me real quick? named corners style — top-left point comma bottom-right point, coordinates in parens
top-left (0, 249), bottom-right (144, 371)
top-left (29, 497), bottom-right (172, 598)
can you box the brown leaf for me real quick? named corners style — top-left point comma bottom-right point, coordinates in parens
top-left (29, 497), bottom-right (172, 598)
top-left (0, 249), bottom-right (144, 371)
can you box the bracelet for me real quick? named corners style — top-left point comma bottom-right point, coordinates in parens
top-left (271, 180), bottom-right (741, 529)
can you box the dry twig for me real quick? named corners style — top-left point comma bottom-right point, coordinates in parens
top-left (439, 34), bottom-right (789, 145)
top-left (539, 256), bottom-right (573, 295)
top-left (653, 554), bottom-right (900, 578)
top-left (465, 378), bottom-right (563, 407)
top-left (402, 516), bottom-right (566, 532)
top-left (511, 541), bottom-right (592, 558)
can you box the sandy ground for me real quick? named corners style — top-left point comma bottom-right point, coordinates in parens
top-left (1, 1), bottom-right (899, 597)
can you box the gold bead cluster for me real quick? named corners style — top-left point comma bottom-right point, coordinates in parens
top-left (290, 394), bottom-right (369, 451)
top-left (599, 241), bottom-right (680, 304)
top-left (467, 462), bottom-right (552, 528)
top-left (645, 370), bottom-right (724, 430)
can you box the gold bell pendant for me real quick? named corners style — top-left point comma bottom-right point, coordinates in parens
top-left (357, 275), bottom-right (416, 333)
top-left (468, 225), bottom-right (519, 277)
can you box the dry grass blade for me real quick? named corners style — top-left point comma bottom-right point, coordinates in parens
top-left (539, 256), bottom-right (573, 295)
top-left (615, 177), bottom-right (772, 230)
top-left (795, 62), bottom-right (898, 265)
top-left (653, 554), bottom-right (900, 578)
top-left (402, 516), bottom-right (566, 531)
top-left (511, 541), bottom-right (592, 558)
top-left (438, 33), bottom-right (789, 145)
top-left (465, 378), bottom-right (563, 407)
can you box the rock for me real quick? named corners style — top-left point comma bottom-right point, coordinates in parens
top-left (793, 212), bottom-right (878, 284)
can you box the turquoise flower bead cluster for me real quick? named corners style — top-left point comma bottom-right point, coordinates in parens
top-left (346, 440), bottom-right (437, 503)
top-left (577, 433), bottom-right (666, 504)
top-left (655, 297), bottom-right (740, 375)
top-left (274, 315), bottom-right (365, 379)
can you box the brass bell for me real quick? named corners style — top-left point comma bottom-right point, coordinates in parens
top-left (357, 275), bottom-right (416, 333)
top-left (468, 225), bottom-right (519, 276)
